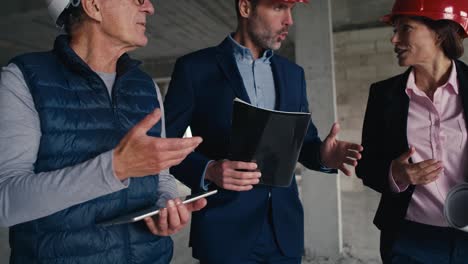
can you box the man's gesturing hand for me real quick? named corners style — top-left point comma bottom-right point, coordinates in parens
top-left (320, 123), bottom-right (364, 176)
top-left (113, 109), bottom-right (202, 181)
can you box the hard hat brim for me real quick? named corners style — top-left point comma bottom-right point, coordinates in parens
top-left (381, 12), bottom-right (468, 38)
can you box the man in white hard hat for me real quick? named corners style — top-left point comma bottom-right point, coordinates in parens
top-left (0, 0), bottom-right (206, 263)
top-left (164, 0), bottom-right (363, 263)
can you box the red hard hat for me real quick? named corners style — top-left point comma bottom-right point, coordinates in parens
top-left (382, 0), bottom-right (468, 37)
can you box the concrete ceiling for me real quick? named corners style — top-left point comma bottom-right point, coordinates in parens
top-left (0, 0), bottom-right (395, 66)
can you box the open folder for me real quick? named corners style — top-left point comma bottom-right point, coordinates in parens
top-left (228, 98), bottom-right (311, 187)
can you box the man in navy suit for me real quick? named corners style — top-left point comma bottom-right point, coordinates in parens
top-left (164, 0), bottom-right (363, 263)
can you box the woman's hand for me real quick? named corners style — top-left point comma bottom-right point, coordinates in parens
top-left (391, 147), bottom-right (443, 186)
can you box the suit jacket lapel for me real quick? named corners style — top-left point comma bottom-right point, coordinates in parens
top-left (387, 68), bottom-right (411, 153)
top-left (271, 56), bottom-right (287, 111)
top-left (455, 60), bottom-right (468, 130)
top-left (215, 38), bottom-right (251, 103)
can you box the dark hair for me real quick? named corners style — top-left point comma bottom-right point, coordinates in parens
top-left (234, 0), bottom-right (259, 19)
top-left (60, 4), bottom-right (86, 35)
top-left (397, 16), bottom-right (465, 59)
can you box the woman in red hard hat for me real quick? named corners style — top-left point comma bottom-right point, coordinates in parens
top-left (356, 0), bottom-right (468, 263)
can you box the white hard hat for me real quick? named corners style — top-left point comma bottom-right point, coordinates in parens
top-left (46, 0), bottom-right (81, 27)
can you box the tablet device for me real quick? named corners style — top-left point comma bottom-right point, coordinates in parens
top-left (98, 189), bottom-right (217, 227)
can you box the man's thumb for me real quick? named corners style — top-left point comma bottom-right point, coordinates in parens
top-left (135, 108), bottom-right (161, 134)
top-left (327, 122), bottom-right (340, 140)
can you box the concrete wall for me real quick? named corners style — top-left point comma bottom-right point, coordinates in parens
top-left (331, 0), bottom-right (393, 31)
top-left (335, 26), bottom-right (400, 192)
top-left (0, 229), bottom-right (7, 261)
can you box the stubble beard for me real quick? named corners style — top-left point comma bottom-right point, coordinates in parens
top-left (247, 13), bottom-right (283, 51)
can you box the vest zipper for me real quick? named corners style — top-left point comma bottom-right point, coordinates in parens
top-left (94, 74), bottom-right (131, 261)
top-left (107, 79), bottom-right (131, 262)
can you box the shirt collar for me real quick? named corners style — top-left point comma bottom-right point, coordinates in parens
top-left (227, 33), bottom-right (274, 63)
top-left (405, 60), bottom-right (459, 98)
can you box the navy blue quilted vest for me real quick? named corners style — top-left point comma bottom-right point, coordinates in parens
top-left (8, 35), bottom-right (172, 264)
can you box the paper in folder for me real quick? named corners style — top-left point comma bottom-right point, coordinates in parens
top-left (228, 98), bottom-right (311, 187)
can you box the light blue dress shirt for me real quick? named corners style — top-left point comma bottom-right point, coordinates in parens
top-left (228, 34), bottom-right (276, 110)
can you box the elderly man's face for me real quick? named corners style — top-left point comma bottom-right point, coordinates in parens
top-left (247, 0), bottom-right (295, 51)
top-left (99, 0), bottom-right (155, 49)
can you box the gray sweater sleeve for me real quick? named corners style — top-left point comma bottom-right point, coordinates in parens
top-left (0, 64), bottom-right (127, 227)
top-left (154, 82), bottom-right (179, 208)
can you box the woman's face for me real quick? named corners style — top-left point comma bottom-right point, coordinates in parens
top-left (391, 16), bottom-right (443, 67)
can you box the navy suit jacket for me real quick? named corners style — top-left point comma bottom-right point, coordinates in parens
top-left (164, 37), bottom-right (332, 262)
top-left (356, 60), bottom-right (468, 234)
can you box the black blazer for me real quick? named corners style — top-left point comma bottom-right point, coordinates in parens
top-left (355, 60), bottom-right (468, 232)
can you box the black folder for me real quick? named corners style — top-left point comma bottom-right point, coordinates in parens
top-left (228, 98), bottom-right (311, 187)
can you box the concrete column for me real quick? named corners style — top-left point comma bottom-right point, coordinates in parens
top-left (0, 227), bottom-right (9, 263)
top-left (294, 0), bottom-right (342, 260)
